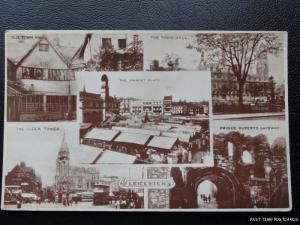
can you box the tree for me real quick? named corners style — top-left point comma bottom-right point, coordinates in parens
top-left (123, 34), bottom-right (143, 71)
top-left (271, 136), bottom-right (286, 156)
top-left (162, 53), bottom-right (181, 71)
top-left (94, 34), bottom-right (143, 71)
top-left (188, 33), bottom-right (282, 109)
top-left (250, 134), bottom-right (269, 154)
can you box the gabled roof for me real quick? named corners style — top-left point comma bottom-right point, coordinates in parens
top-left (78, 145), bottom-right (103, 164)
top-left (147, 136), bottom-right (179, 150)
top-left (6, 38), bottom-right (37, 64)
top-left (54, 45), bottom-right (80, 63)
top-left (10, 36), bottom-right (82, 68)
top-left (71, 33), bottom-right (92, 60)
top-left (94, 150), bottom-right (136, 164)
top-left (85, 128), bottom-right (120, 141)
top-left (112, 126), bottom-right (160, 136)
top-left (114, 132), bottom-right (152, 145)
top-left (161, 131), bottom-right (191, 143)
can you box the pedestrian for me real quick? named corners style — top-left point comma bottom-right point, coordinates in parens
top-left (16, 193), bottom-right (22, 209)
top-left (116, 199), bottom-right (120, 209)
top-left (188, 150), bottom-right (192, 163)
top-left (182, 148), bottom-right (188, 163)
top-left (161, 154), bottom-right (167, 164)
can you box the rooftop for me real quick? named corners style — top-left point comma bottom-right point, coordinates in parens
top-left (79, 145), bottom-right (103, 164)
top-left (85, 128), bottom-right (120, 141)
top-left (112, 126), bottom-right (160, 136)
top-left (161, 131), bottom-right (191, 143)
top-left (147, 136), bottom-right (178, 150)
top-left (114, 132), bottom-right (152, 145)
top-left (94, 150), bottom-right (136, 164)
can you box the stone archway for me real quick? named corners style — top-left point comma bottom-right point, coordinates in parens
top-left (196, 180), bottom-right (218, 208)
top-left (185, 167), bottom-right (244, 208)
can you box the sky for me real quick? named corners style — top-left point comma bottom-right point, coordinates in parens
top-left (77, 71), bottom-right (211, 102)
top-left (144, 32), bottom-right (286, 84)
top-left (6, 32), bottom-right (139, 49)
top-left (144, 33), bottom-right (200, 70)
top-left (3, 123), bottom-right (143, 187)
top-left (212, 120), bottom-right (287, 145)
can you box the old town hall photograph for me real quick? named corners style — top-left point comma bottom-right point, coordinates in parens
top-left (6, 31), bottom-right (144, 122)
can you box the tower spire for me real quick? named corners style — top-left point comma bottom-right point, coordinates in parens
top-left (55, 130), bottom-right (70, 200)
top-left (60, 130), bottom-right (69, 152)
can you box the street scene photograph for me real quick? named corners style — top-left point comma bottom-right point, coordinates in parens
top-left (2, 123), bottom-right (145, 210)
top-left (144, 32), bottom-right (286, 120)
top-left (77, 71), bottom-right (212, 165)
top-left (6, 31), bottom-right (143, 122)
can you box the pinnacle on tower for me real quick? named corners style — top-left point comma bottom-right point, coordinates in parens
top-left (60, 130), bottom-right (69, 152)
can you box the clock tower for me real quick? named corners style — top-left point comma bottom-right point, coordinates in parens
top-left (55, 131), bottom-right (70, 200)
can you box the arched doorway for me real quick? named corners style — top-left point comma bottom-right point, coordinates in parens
top-left (185, 167), bottom-right (244, 208)
top-left (197, 180), bottom-right (218, 208)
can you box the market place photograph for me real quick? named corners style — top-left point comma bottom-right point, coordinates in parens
top-left (77, 71), bottom-right (212, 165)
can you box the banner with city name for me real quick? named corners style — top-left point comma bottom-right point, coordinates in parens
top-left (2, 30), bottom-right (291, 211)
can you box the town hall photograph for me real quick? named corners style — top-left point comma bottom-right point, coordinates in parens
top-left (144, 32), bottom-right (286, 120)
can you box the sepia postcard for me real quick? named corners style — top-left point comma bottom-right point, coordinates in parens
top-left (2, 30), bottom-right (291, 211)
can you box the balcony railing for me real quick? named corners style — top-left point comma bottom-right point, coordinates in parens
top-left (22, 103), bottom-right (68, 113)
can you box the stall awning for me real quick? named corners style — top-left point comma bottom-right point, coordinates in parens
top-left (79, 145), bottom-right (103, 164)
top-left (147, 136), bottom-right (179, 150)
top-left (94, 150), bottom-right (136, 164)
top-left (113, 132), bottom-right (152, 145)
top-left (161, 132), bottom-right (191, 143)
top-left (112, 126), bottom-right (160, 136)
top-left (85, 128), bottom-right (120, 141)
